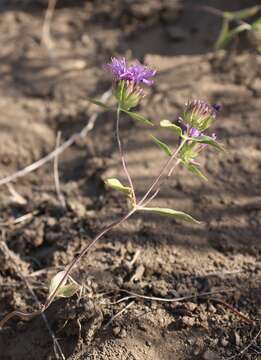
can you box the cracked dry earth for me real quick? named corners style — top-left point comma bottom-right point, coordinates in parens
top-left (0, 1), bottom-right (260, 359)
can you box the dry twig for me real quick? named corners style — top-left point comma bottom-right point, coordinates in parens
top-left (6, 183), bottom-right (27, 205)
top-left (117, 288), bottom-right (234, 303)
top-left (104, 300), bottom-right (135, 328)
top-left (210, 298), bottom-right (255, 325)
top-left (42, 0), bottom-right (57, 49)
top-left (0, 211), bottom-right (38, 227)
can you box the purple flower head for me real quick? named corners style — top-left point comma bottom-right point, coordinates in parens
top-left (105, 57), bottom-right (156, 87)
top-left (126, 61), bottom-right (156, 86)
top-left (104, 57), bottom-right (128, 81)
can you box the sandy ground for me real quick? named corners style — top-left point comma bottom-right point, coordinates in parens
top-left (0, 1), bottom-right (260, 359)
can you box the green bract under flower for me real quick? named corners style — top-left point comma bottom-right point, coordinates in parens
top-left (114, 80), bottom-right (143, 111)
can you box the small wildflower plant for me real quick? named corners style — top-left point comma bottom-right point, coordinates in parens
top-left (213, 5), bottom-right (261, 51)
top-left (0, 57), bottom-right (224, 326)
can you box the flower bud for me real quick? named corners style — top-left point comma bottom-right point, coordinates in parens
top-left (114, 80), bottom-right (144, 110)
top-left (182, 100), bottom-right (219, 132)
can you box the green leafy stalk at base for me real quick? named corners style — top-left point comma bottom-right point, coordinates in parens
top-left (213, 5), bottom-right (260, 50)
top-left (137, 207), bottom-right (200, 224)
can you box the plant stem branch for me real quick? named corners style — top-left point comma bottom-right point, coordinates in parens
top-left (44, 207), bottom-right (136, 309)
top-left (138, 139), bottom-right (186, 206)
top-left (0, 208), bottom-right (137, 329)
top-left (142, 158), bottom-right (182, 207)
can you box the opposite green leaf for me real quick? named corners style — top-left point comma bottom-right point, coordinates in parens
top-left (120, 109), bottom-right (153, 126)
top-left (56, 283), bottom-right (79, 298)
top-left (87, 97), bottom-right (111, 109)
top-left (160, 119), bottom-right (183, 137)
top-left (49, 271), bottom-right (79, 299)
top-left (228, 6), bottom-right (261, 21)
top-left (49, 271), bottom-right (68, 297)
top-left (138, 207), bottom-right (200, 224)
top-left (151, 135), bottom-right (172, 156)
top-left (105, 178), bottom-right (132, 196)
top-left (189, 135), bottom-right (224, 152)
top-left (228, 23), bottom-right (252, 38)
top-left (185, 162), bottom-right (208, 182)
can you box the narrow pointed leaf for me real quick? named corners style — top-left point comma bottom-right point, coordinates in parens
top-left (229, 6), bottom-right (261, 21)
top-left (160, 119), bottom-right (183, 137)
top-left (215, 18), bottom-right (231, 49)
top-left (186, 163), bottom-right (208, 182)
top-left (189, 135), bottom-right (224, 151)
top-left (138, 207), bottom-right (200, 224)
top-left (87, 97), bottom-right (111, 109)
top-left (105, 178), bottom-right (132, 196)
top-left (121, 109), bottom-right (153, 126)
top-left (216, 17), bottom-right (230, 48)
top-left (229, 23), bottom-right (251, 37)
top-left (151, 135), bottom-right (172, 156)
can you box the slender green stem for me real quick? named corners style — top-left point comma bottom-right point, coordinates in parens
top-left (116, 106), bottom-right (136, 204)
top-left (138, 138), bottom-right (187, 207)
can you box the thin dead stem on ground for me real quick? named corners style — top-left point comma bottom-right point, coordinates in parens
top-left (0, 211), bottom-right (38, 227)
top-left (116, 288), bottom-right (235, 303)
top-left (104, 300), bottom-right (135, 328)
top-left (210, 298), bottom-right (255, 326)
top-left (6, 184), bottom-right (27, 205)
top-left (42, 0), bottom-right (57, 49)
